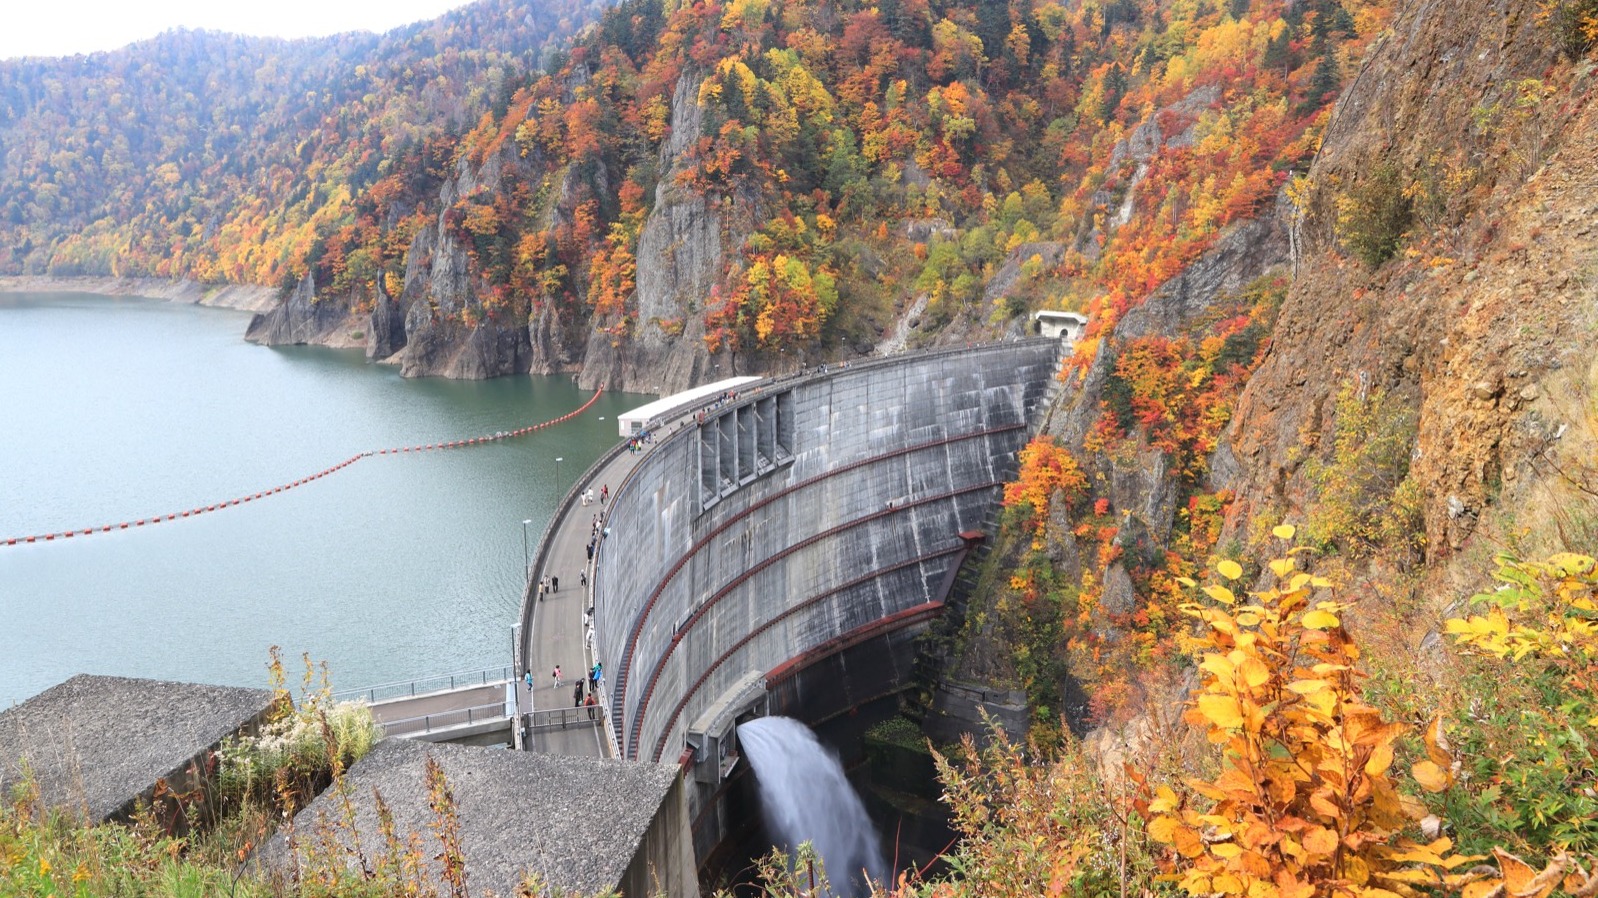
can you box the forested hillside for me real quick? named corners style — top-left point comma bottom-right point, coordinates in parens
top-left (4, 0), bottom-right (1390, 386)
top-left (0, 0), bottom-right (605, 282)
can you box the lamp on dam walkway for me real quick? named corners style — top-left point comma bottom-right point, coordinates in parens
top-left (521, 519), bottom-right (533, 574)
top-left (555, 456), bottom-right (564, 485)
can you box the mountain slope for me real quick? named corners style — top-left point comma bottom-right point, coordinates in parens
top-left (0, 0), bottom-right (606, 283)
top-left (5, 0), bottom-right (1390, 386)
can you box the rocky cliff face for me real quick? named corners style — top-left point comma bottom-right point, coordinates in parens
top-left (248, 71), bottom-right (742, 390)
top-left (578, 75), bottom-right (738, 394)
top-left (247, 150), bottom-right (534, 378)
top-left (244, 272), bottom-right (363, 349)
top-left (1220, 0), bottom-right (1598, 572)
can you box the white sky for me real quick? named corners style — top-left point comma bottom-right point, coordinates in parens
top-left (2, 0), bottom-right (478, 61)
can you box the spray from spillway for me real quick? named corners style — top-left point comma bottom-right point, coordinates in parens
top-left (737, 716), bottom-right (888, 897)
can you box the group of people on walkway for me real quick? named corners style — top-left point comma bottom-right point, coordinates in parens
top-left (693, 391), bottom-right (744, 425)
top-left (522, 660), bottom-right (605, 718)
top-left (535, 574), bottom-right (560, 600)
top-left (523, 471), bottom-right (612, 732)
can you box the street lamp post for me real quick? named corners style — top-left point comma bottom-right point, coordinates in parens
top-left (520, 519), bottom-right (532, 574)
top-left (555, 456), bottom-right (564, 485)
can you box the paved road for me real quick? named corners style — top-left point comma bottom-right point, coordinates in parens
top-left (521, 438), bottom-right (652, 757)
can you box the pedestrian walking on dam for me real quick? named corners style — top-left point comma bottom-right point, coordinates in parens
top-left (524, 670), bottom-right (534, 692)
top-left (552, 575), bottom-right (559, 592)
top-left (580, 569), bottom-right (588, 588)
top-left (552, 665), bottom-right (562, 687)
top-left (586, 541), bottom-right (595, 560)
top-left (573, 681), bottom-right (584, 708)
top-left (600, 484), bottom-right (608, 504)
top-left (584, 691), bottom-right (597, 720)
top-left (537, 580), bottom-right (545, 602)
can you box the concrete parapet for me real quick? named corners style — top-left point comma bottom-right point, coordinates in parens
top-left (0, 674), bottom-right (278, 823)
top-left (259, 739), bottom-right (695, 898)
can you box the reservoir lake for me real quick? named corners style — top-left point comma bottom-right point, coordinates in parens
top-left (0, 292), bottom-right (651, 708)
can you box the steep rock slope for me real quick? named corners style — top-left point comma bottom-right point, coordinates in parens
top-left (934, 0), bottom-right (1598, 734)
top-left (1222, 0), bottom-right (1598, 568)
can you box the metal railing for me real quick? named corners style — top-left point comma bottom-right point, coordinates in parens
top-left (528, 705), bottom-right (603, 731)
top-left (334, 665), bottom-right (516, 704)
top-left (379, 700), bottom-right (511, 737)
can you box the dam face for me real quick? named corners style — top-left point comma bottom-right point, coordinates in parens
top-left (588, 339), bottom-right (1060, 867)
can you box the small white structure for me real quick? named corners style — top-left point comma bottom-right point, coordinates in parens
top-left (1031, 310), bottom-right (1089, 342)
top-left (617, 376), bottom-right (763, 437)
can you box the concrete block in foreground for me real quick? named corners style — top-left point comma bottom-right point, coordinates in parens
top-left (263, 739), bottom-right (696, 897)
top-left (0, 674), bottom-right (278, 822)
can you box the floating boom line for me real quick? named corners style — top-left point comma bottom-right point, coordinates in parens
top-left (2, 389), bottom-right (605, 548)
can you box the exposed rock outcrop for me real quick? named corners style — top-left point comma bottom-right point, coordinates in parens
top-left (244, 272), bottom-right (363, 348)
top-left (248, 149), bottom-right (532, 378)
top-left (1218, 0), bottom-right (1592, 568)
top-left (365, 282), bottom-right (406, 361)
top-left (579, 75), bottom-right (733, 394)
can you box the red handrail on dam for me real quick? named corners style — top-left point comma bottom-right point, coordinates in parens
top-left (2, 389), bottom-right (606, 548)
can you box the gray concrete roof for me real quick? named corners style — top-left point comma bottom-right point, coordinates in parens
top-left (0, 674), bottom-right (277, 821)
top-left (262, 739), bottom-right (680, 897)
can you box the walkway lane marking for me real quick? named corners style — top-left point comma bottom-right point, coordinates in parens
top-left (1, 390), bottom-right (605, 548)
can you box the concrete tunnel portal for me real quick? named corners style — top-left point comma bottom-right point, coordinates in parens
top-left (523, 337), bottom-right (1066, 878)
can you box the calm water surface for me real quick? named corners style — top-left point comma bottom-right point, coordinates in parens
top-left (0, 292), bottom-right (651, 707)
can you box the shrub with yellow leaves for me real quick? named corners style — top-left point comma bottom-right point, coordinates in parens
top-left (1141, 525), bottom-right (1482, 898)
top-left (1441, 551), bottom-right (1598, 896)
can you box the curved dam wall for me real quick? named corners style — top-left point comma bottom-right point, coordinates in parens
top-left (590, 338), bottom-right (1061, 770)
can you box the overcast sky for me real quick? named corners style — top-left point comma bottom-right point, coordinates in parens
top-left (2, 0), bottom-right (477, 61)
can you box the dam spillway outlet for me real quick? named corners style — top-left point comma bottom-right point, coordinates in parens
top-left (739, 716), bottom-right (887, 898)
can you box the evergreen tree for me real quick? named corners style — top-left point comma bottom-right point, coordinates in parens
top-left (1305, 42), bottom-right (1341, 110)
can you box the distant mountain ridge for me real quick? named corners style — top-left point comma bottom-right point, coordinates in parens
top-left (0, 0), bottom-right (607, 282)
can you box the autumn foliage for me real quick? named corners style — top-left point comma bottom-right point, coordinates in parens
top-left (3, 0), bottom-right (1396, 363)
top-left (1143, 535), bottom-right (1483, 898)
top-left (1002, 436), bottom-right (1086, 533)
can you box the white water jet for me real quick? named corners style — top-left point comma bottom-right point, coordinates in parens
top-left (738, 716), bottom-right (888, 896)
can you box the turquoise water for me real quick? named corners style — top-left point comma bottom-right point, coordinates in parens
top-left (0, 292), bottom-right (650, 707)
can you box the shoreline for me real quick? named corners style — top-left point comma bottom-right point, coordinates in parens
top-left (0, 275), bottom-right (280, 313)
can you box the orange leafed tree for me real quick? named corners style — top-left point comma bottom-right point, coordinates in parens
top-left (1002, 436), bottom-right (1086, 533)
top-left (1143, 533), bottom-right (1483, 898)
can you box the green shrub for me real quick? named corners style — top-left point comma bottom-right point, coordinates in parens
top-left (1302, 381), bottom-right (1421, 558)
top-left (1335, 161), bottom-right (1414, 268)
top-left (216, 649), bottom-right (381, 811)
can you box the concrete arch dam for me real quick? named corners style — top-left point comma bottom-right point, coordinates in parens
top-left (588, 338), bottom-right (1062, 777)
